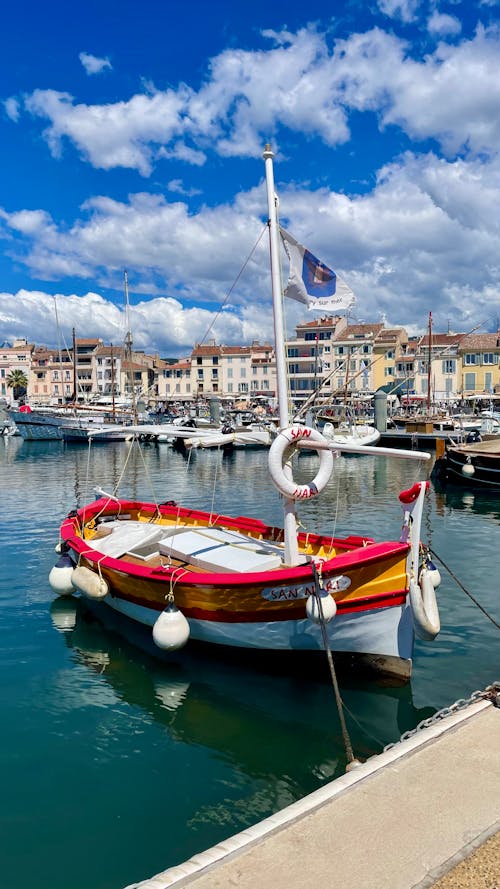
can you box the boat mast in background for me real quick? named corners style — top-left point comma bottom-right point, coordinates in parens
top-left (72, 327), bottom-right (77, 403)
top-left (124, 270), bottom-right (138, 424)
top-left (427, 311), bottom-right (433, 414)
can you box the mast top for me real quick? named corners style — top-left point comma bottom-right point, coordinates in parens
top-left (263, 144), bottom-right (274, 160)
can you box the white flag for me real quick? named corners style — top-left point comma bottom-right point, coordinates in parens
top-left (280, 228), bottom-right (356, 312)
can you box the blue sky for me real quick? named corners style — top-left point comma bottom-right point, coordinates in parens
top-left (1, 0), bottom-right (500, 356)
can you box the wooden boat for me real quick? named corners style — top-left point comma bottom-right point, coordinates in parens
top-left (48, 146), bottom-right (440, 684)
top-left (433, 436), bottom-right (500, 488)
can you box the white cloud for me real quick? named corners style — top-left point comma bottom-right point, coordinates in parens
top-left (167, 179), bottom-right (202, 196)
top-left (3, 97), bottom-right (20, 121)
top-left (0, 288), bottom-right (271, 355)
top-left (376, 0), bottom-right (421, 23)
top-left (427, 12), bottom-right (462, 37)
top-left (79, 52), bottom-right (112, 75)
top-left (24, 87), bottom-right (192, 175)
top-left (8, 24), bottom-right (499, 175)
top-left (2, 142), bottom-right (500, 343)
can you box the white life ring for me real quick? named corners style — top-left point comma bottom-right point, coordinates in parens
top-left (268, 425), bottom-right (334, 500)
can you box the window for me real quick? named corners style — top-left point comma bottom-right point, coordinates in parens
top-left (288, 348), bottom-right (299, 358)
top-left (464, 372), bottom-right (476, 391)
top-left (464, 354), bottom-right (476, 365)
top-left (240, 368), bottom-right (246, 378)
top-left (263, 366), bottom-right (268, 374)
top-left (197, 357), bottom-right (202, 365)
top-left (483, 353), bottom-right (495, 365)
top-left (442, 359), bottom-right (455, 374)
top-left (227, 368), bottom-right (233, 379)
top-left (239, 382), bottom-right (248, 393)
top-left (212, 356), bottom-right (218, 365)
top-left (251, 380), bottom-right (258, 390)
top-left (384, 367), bottom-right (393, 377)
top-left (252, 366), bottom-right (257, 375)
top-left (227, 383), bottom-right (233, 393)
top-left (386, 350), bottom-right (394, 359)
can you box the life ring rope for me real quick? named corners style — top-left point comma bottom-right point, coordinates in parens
top-left (268, 425), bottom-right (334, 500)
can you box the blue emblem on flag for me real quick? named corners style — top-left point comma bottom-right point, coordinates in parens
top-left (302, 249), bottom-right (337, 297)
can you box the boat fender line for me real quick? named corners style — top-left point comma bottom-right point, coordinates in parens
top-left (48, 554), bottom-right (76, 596)
top-left (268, 425), bottom-right (334, 500)
top-left (153, 601), bottom-right (190, 651)
top-left (71, 565), bottom-right (109, 601)
top-left (409, 571), bottom-right (440, 641)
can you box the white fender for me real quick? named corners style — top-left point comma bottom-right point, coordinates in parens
top-left (268, 425), bottom-right (334, 500)
top-left (462, 462), bottom-right (475, 477)
top-left (72, 565), bottom-right (109, 600)
top-left (424, 559), bottom-right (441, 588)
top-left (409, 570), bottom-right (440, 641)
top-left (306, 592), bottom-right (337, 624)
top-left (153, 604), bottom-right (190, 651)
top-left (49, 555), bottom-right (76, 596)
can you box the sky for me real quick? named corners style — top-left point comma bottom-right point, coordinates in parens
top-left (1, 0), bottom-right (500, 357)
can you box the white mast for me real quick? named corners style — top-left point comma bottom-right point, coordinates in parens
top-left (263, 144), bottom-right (300, 566)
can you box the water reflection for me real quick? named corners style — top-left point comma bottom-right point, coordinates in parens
top-left (50, 598), bottom-right (435, 785)
top-left (432, 477), bottom-right (500, 522)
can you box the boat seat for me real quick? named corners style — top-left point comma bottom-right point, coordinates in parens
top-left (89, 521), bottom-right (165, 558)
top-left (158, 527), bottom-right (283, 573)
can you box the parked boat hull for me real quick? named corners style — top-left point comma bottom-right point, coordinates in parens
top-left (58, 497), bottom-right (415, 682)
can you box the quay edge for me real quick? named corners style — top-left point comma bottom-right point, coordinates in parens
top-left (124, 692), bottom-right (499, 889)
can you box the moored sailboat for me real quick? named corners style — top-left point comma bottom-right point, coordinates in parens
top-left (48, 146), bottom-right (440, 684)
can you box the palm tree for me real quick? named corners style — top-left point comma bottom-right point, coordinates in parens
top-left (6, 369), bottom-right (28, 401)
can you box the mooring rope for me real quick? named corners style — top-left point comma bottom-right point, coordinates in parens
top-left (429, 547), bottom-right (500, 630)
top-left (310, 561), bottom-right (361, 770)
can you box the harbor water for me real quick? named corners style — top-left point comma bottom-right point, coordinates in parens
top-left (0, 436), bottom-right (498, 889)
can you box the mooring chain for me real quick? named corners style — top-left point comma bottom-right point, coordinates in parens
top-left (383, 682), bottom-right (500, 751)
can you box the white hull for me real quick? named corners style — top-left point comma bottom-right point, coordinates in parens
top-left (322, 422), bottom-right (381, 449)
top-left (98, 591), bottom-right (414, 661)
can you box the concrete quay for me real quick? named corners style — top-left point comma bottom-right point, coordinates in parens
top-left (126, 692), bottom-right (499, 889)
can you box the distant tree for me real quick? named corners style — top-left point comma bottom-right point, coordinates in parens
top-left (6, 369), bottom-right (28, 400)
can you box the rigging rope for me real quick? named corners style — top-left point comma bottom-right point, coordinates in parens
top-left (198, 225), bottom-right (268, 347)
top-left (429, 547), bottom-right (500, 630)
